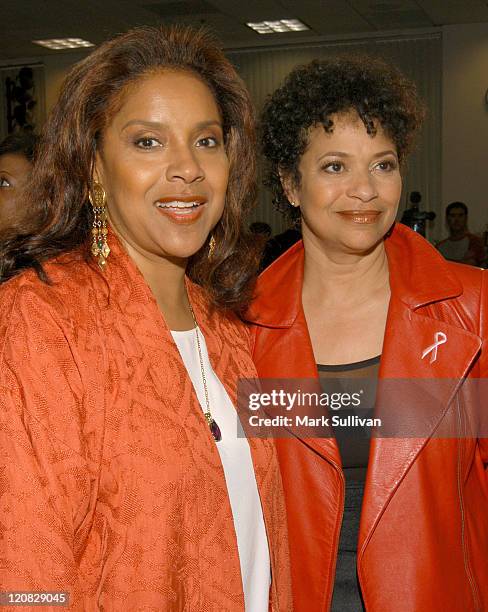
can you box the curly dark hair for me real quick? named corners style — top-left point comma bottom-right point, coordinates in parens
top-left (260, 55), bottom-right (425, 223)
top-left (0, 132), bottom-right (39, 163)
top-left (0, 26), bottom-right (259, 312)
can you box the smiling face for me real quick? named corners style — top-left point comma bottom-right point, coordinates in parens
top-left (285, 112), bottom-right (402, 258)
top-left (0, 153), bottom-right (33, 231)
top-left (95, 69), bottom-right (229, 267)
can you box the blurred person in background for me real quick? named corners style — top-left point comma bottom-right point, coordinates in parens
top-left (0, 132), bottom-right (38, 231)
top-left (260, 225), bottom-right (301, 269)
top-left (247, 56), bottom-right (488, 611)
top-left (0, 26), bottom-right (292, 611)
top-left (437, 201), bottom-right (485, 266)
top-left (250, 221), bottom-right (272, 238)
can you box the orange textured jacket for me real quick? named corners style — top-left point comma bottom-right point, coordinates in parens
top-left (0, 237), bottom-right (293, 611)
top-left (246, 223), bottom-right (488, 612)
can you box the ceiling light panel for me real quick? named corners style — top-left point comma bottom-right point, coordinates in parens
top-left (33, 38), bottom-right (95, 50)
top-left (246, 19), bottom-right (309, 34)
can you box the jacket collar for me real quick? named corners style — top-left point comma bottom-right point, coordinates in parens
top-left (246, 223), bottom-right (463, 326)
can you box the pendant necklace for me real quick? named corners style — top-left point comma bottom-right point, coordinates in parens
top-left (188, 302), bottom-right (222, 442)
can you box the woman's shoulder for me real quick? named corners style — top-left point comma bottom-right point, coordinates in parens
top-left (445, 258), bottom-right (485, 282)
top-left (1, 251), bottom-right (102, 309)
top-left (412, 256), bottom-right (487, 340)
top-left (0, 252), bottom-right (105, 352)
top-left (444, 259), bottom-right (487, 311)
top-left (0, 255), bottom-right (105, 466)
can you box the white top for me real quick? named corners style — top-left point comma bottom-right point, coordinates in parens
top-left (437, 236), bottom-right (469, 261)
top-left (171, 327), bottom-right (271, 612)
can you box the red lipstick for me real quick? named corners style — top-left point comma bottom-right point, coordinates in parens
top-left (337, 210), bottom-right (381, 224)
top-left (155, 195), bottom-right (207, 225)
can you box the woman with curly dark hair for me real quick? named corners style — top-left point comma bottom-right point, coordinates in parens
top-left (0, 26), bottom-right (293, 610)
top-left (247, 56), bottom-right (488, 611)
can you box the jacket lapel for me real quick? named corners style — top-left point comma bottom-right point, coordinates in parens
top-left (104, 239), bottom-right (234, 455)
top-left (247, 242), bottom-right (343, 468)
top-left (193, 286), bottom-right (295, 607)
top-left (189, 283), bottom-right (279, 492)
top-left (248, 223), bottom-right (483, 555)
top-left (358, 226), bottom-right (482, 555)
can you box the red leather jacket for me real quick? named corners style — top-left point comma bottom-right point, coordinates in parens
top-left (246, 224), bottom-right (488, 611)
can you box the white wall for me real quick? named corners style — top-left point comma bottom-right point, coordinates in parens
top-left (43, 51), bottom-right (89, 113)
top-left (442, 23), bottom-right (488, 236)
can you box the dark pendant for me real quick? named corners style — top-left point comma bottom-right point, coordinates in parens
top-left (209, 418), bottom-right (222, 442)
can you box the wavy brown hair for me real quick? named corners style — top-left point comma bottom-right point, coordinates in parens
top-left (0, 26), bottom-right (259, 311)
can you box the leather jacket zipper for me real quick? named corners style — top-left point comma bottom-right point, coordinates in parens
top-left (324, 463), bottom-right (345, 611)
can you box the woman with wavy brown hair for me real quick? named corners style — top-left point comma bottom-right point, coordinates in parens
top-left (0, 27), bottom-right (292, 611)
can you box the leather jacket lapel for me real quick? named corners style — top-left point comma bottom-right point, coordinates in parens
top-left (358, 295), bottom-right (482, 555)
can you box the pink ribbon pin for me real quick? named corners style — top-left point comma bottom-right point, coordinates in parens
top-left (421, 332), bottom-right (447, 364)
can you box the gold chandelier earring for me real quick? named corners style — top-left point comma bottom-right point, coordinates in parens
top-left (89, 181), bottom-right (110, 270)
top-left (208, 235), bottom-right (216, 258)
